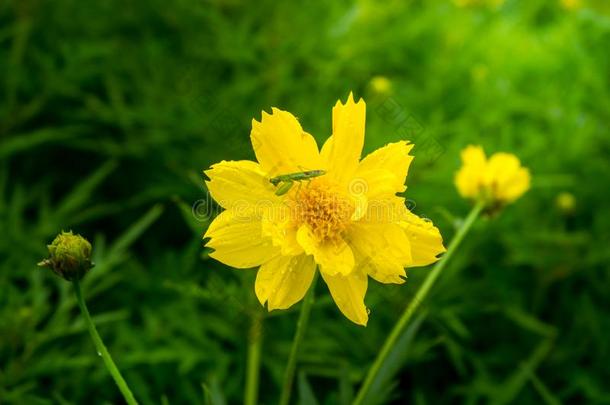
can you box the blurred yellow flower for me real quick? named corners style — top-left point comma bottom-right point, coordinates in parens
top-left (453, 0), bottom-right (504, 8)
top-left (455, 145), bottom-right (530, 206)
top-left (369, 75), bottom-right (392, 96)
top-left (556, 192), bottom-right (576, 214)
top-left (560, 0), bottom-right (582, 11)
top-left (470, 64), bottom-right (489, 83)
top-left (204, 94), bottom-right (445, 326)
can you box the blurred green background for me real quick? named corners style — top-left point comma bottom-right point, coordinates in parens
top-left (2, 0), bottom-right (609, 403)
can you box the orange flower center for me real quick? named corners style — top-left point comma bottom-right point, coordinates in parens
top-left (291, 180), bottom-right (353, 242)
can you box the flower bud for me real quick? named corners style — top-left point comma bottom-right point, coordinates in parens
top-left (556, 192), bottom-right (576, 215)
top-left (38, 231), bottom-right (94, 281)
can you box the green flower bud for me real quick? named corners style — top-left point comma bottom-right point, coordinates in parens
top-left (38, 231), bottom-right (94, 281)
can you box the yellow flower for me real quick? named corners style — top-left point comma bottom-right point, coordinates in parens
top-left (455, 145), bottom-right (531, 206)
top-left (453, 0), bottom-right (504, 8)
top-left (560, 0), bottom-right (582, 11)
top-left (556, 192), bottom-right (576, 214)
top-left (369, 76), bottom-right (392, 96)
top-left (204, 94), bottom-right (445, 326)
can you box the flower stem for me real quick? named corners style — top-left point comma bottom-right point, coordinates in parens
top-left (244, 311), bottom-right (262, 405)
top-left (278, 271), bottom-right (319, 405)
top-left (73, 280), bottom-right (138, 405)
top-left (353, 201), bottom-right (485, 405)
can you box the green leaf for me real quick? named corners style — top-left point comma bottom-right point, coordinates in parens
top-left (298, 372), bottom-right (320, 405)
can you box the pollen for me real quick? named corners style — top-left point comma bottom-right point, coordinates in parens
top-left (292, 180), bottom-right (353, 242)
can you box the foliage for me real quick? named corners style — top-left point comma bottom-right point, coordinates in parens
top-left (1, 0), bottom-right (609, 403)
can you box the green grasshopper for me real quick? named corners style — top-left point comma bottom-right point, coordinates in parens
top-left (269, 169), bottom-right (326, 196)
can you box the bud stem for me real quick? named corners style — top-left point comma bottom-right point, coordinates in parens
top-left (278, 271), bottom-right (319, 405)
top-left (353, 200), bottom-right (485, 405)
top-left (73, 280), bottom-right (139, 405)
top-left (244, 310), bottom-right (263, 405)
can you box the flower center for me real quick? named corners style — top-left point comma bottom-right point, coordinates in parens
top-left (291, 180), bottom-right (353, 242)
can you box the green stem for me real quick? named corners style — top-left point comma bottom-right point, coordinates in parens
top-left (353, 201), bottom-right (485, 405)
top-left (278, 271), bottom-right (319, 405)
top-left (73, 280), bottom-right (138, 405)
top-left (244, 311), bottom-right (262, 405)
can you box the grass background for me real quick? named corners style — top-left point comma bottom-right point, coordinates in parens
top-left (1, 0), bottom-right (610, 403)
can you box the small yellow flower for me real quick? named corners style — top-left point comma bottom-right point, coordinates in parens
top-left (560, 0), bottom-right (582, 11)
top-left (556, 192), bottom-right (576, 214)
top-left (369, 76), bottom-right (392, 96)
top-left (455, 145), bottom-right (531, 207)
top-left (470, 64), bottom-right (489, 83)
top-left (203, 94), bottom-right (446, 326)
top-left (453, 0), bottom-right (504, 8)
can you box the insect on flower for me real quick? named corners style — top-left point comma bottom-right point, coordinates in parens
top-left (269, 169), bottom-right (326, 196)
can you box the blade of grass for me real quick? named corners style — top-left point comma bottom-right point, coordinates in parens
top-left (0, 127), bottom-right (85, 158)
top-left (51, 160), bottom-right (118, 224)
top-left (354, 201), bottom-right (485, 404)
top-left (358, 311), bottom-right (427, 405)
top-left (106, 204), bottom-right (164, 259)
top-left (297, 372), bottom-right (320, 405)
top-left (491, 338), bottom-right (555, 405)
top-left (529, 372), bottom-right (563, 405)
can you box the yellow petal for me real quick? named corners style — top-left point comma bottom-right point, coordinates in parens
top-left (204, 160), bottom-right (277, 212)
top-left (498, 167), bottom-right (531, 202)
top-left (261, 203), bottom-right (304, 256)
top-left (347, 222), bottom-right (411, 284)
top-left (486, 152), bottom-right (530, 203)
top-left (296, 225), bottom-right (355, 276)
top-left (399, 209), bottom-right (446, 267)
top-left (321, 269), bottom-right (368, 326)
top-left (250, 108), bottom-right (322, 176)
top-left (454, 168), bottom-right (478, 199)
top-left (461, 145), bottom-right (486, 167)
top-left (356, 193), bottom-right (405, 225)
top-left (355, 141), bottom-right (414, 198)
top-left (486, 152), bottom-right (520, 184)
top-left (255, 254), bottom-right (316, 311)
top-left (204, 210), bottom-right (279, 268)
top-left (349, 170), bottom-right (400, 216)
top-left (325, 93), bottom-right (366, 184)
top-left (455, 145), bottom-right (487, 198)
top-left (350, 192), bottom-right (368, 221)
